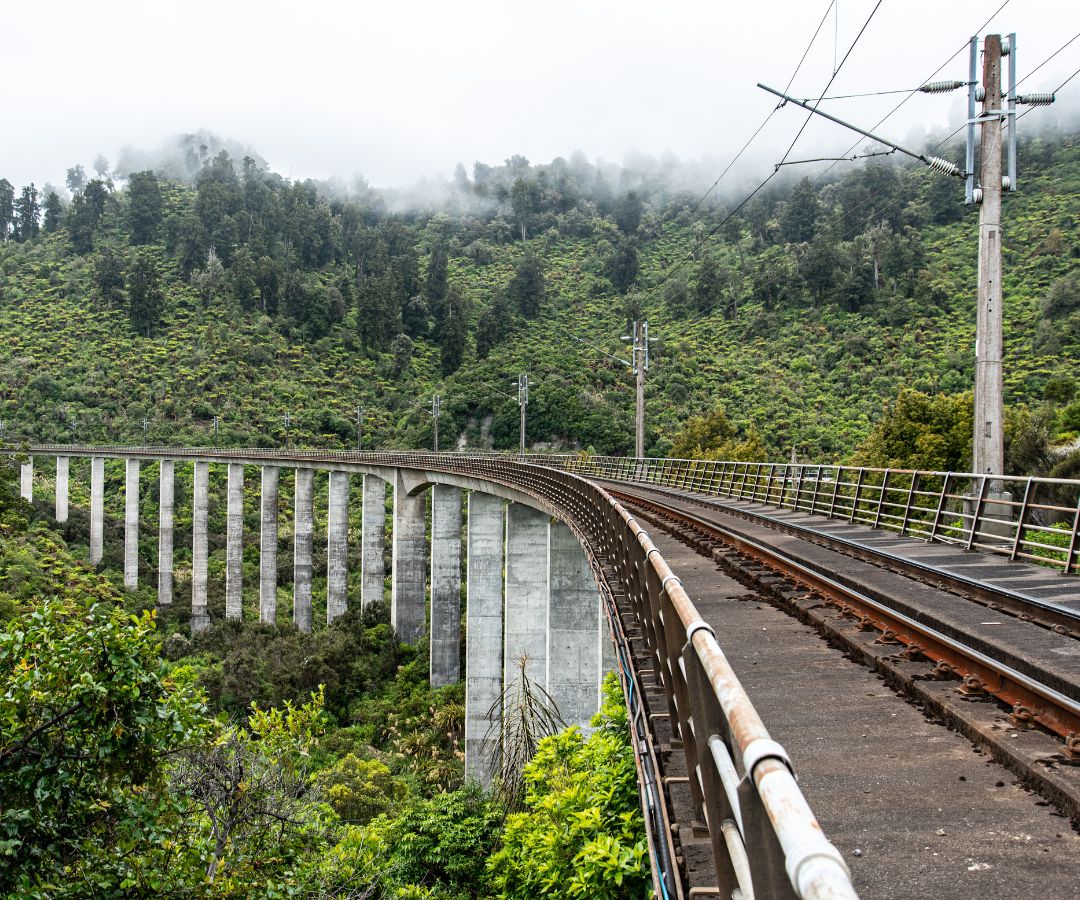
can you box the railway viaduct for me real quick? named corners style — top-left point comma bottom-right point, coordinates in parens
top-left (13, 446), bottom-right (1080, 899)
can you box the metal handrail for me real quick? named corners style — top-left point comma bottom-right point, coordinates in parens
top-left (526, 455), bottom-right (1080, 575)
top-left (16, 444), bottom-right (858, 899)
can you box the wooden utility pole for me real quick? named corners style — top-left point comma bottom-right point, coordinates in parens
top-left (974, 34), bottom-right (1004, 479)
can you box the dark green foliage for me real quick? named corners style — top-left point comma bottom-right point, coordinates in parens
top-left (0, 179), bottom-right (13, 241)
top-left (93, 247), bottom-right (126, 308)
top-left (13, 184), bottom-right (40, 242)
top-left (425, 242), bottom-right (449, 328)
top-left (607, 238), bottom-right (638, 295)
top-left (615, 190), bottom-right (642, 235)
top-left (508, 250), bottom-right (545, 318)
top-left (852, 388), bottom-right (972, 470)
top-left (780, 177), bottom-right (819, 243)
top-left (127, 170), bottom-right (164, 244)
top-left (439, 286), bottom-right (470, 375)
top-left (127, 250), bottom-right (165, 337)
top-left (476, 292), bottom-right (514, 359)
top-left (41, 192), bottom-right (63, 234)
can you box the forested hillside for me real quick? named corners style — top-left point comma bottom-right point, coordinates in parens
top-left (1, 128), bottom-right (1079, 467)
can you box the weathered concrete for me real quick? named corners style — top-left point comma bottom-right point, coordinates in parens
top-left (191, 461), bottom-right (210, 633)
top-left (547, 521), bottom-right (600, 727)
top-left (124, 458), bottom-right (140, 590)
top-left (55, 457), bottom-right (69, 523)
top-left (465, 491), bottom-right (504, 786)
top-left (20, 458), bottom-right (32, 502)
top-left (361, 474), bottom-right (386, 607)
top-left (260, 466), bottom-right (279, 625)
top-left (293, 468), bottom-right (314, 632)
top-left (430, 484), bottom-right (462, 687)
top-left (504, 503), bottom-right (549, 696)
top-left (89, 457), bottom-right (104, 565)
top-left (600, 593), bottom-right (618, 705)
top-left (158, 460), bottom-right (174, 605)
top-left (327, 471), bottom-right (350, 623)
top-left (225, 463), bottom-right (244, 620)
top-left (392, 469), bottom-right (427, 643)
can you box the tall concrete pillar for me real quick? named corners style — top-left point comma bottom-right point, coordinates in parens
top-left (158, 460), bottom-right (174, 605)
top-left (361, 474), bottom-right (386, 607)
top-left (548, 522), bottom-right (601, 727)
top-left (124, 458), bottom-right (140, 590)
top-left (465, 491), bottom-right (505, 786)
top-left (430, 484), bottom-right (462, 687)
top-left (89, 457), bottom-right (104, 565)
top-left (225, 463), bottom-right (244, 620)
top-left (20, 458), bottom-right (32, 502)
top-left (191, 461), bottom-right (210, 633)
top-left (504, 503), bottom-right (549, 696)
top-left (293, 468), bottom-right (314, 633)
top-left (260, 466), bottom-right (279, 625)
top-left (55, 457), bottom-right (69, 523)
top-left (327, 471), bottom-right (350, 623)
top-left (392, 470), bottom-right (427, 643)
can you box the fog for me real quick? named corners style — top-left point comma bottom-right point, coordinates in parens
top-left (3, 1), bottom-right (1077, 195)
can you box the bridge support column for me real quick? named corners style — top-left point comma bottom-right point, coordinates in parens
top-left (504, 503), bottom-right (549, 697)
top-left (89, 456), bottom-right (104, 565)
top-left (392, 470), bottom-right (427, 643)
top-left (124, 458), bottom-right (140, 590)
top-left (600, 597), bottom-right (618, 705)
top-left (260, 466), bottom-right (279, 625)
top-left (225, 463), bottom-right (244, 619)
top-left (191, 461), bottom-right (210, 633)
top-left (158, 460), bottom-right (174, 605)
top-left (547, 522), bottom-right (601, 727)
top-left (293, 468), bottom-right (314, 633)
top-left (361, 475), bottom-right (386, 608)
top-left (55, 457), bottom-right (69, 523)
top-left (465, 491), bottom-right (504, 786)
top-left (327, 471), bottom-right (350, 623)
top-left (430, 484), bottom-right (462, 687)
top-left (20, 458), bottom-right (32, 502)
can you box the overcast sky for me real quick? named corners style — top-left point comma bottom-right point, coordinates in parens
top-left (4, 0), bottom-right (1078, 191)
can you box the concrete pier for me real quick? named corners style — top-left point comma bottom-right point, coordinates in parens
top-left (158, 460), bottom-right (174, 605)
top-left (547, 522), bottom-right (601, 727)
top-left (55, 457), bottom-right (69, 523)
top-left (191, 461), bottom-right (210, 633)
top-left (361, 475), bottom-right (386, 607)
top-left (430, 484), bottom-right (462, 687)
top-left (327, 471), bottom-right (350, 623)
top-left (20, 458), bottom-right (32, 502)
top-left (225, 463), bottom-right (244, 620)
top-left (504, 503), bottom-right (549, 697)
top-left (89, 457), bottom-right (104, 565)
top-left (392, 470), bottom-right (427, 643)
top-left (260, 466), bottom-right (279, 625)
top-left (465, 491), bottom-right (505, 786)
top-left (293, 468), bottom-right (314, 632)
top-left (124, 458), bottom-right (140, 590)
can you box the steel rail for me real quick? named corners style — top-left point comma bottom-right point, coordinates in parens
top-left (614, 488), bottom-right (1080, 749)
top-left (14, 444), bottom-right (859, 899)
top-left (600, 480), bottom-right (1080, 640)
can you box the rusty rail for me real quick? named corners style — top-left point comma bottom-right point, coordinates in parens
top-left (17, 444), bottom-right (858, 899)
top-left (527, 455), bottom-right (1080, 575)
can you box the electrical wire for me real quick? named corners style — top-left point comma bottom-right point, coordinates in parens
top-left (686, 0), bottom-right (837, 218)
top-left (1015, 31), bottom-right (1080, 90)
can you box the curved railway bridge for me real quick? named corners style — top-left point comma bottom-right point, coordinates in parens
top-left (13, 446), bottom-right (1080, 899)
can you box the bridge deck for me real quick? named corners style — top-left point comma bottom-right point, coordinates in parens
top-left (636, 496), bottom-right (1080, 899)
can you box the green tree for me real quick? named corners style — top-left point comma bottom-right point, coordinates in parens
top-left (438, 286), bottom-right (469, 375)
top-left (0, 597), bottom-right (208, 896)
top-left (93, 247), bottom-right (126, 308)
top-left (852, 388), bottom-right (972, 470)
top-left (606, 238), bottom-right (639, 295)
top-left (669, 404), bottom-right (767, 461)
top-left (64, 164), bottom-right (87, 195)
top-left (0, 179), bottom-right (14, 241)
top-left (614, 190), bottom-right (642, 234)
top-left (41, 192), bottom-right (63, 234)
top-left (424, 242), bottom-right (449, 329)
top-left (780, 176), bottom-right (820, 243)
top-left (476, 292), bottom-right (514, 358)
top-left (314, 755), bottom-right (404, 824)
top-left (13, 184), bottom-right (40, 242)
top-left (127, 170), bottom-right (164, 244)
top-left (508, 250), bottom-right (546, 318)
top-left (127, 251), bottom-right (166, 337)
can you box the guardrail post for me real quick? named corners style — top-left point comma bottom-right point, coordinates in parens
top-left (738, 770), bottom-right (803, 899)
top-left (930, 473), bottom-right (952, 542)
top-left (829, 466), bottom-right (842, 517)
top-left (967, 475), bottom-right (990, 550)
top-left (874, 469), bottom-right (890, 529)
top-left (1066, 493), bottom-right (1080, 575)
top-left (766, 463), bottom-right (778, 504)
top-left (900, 472), bottom-right (919, 536)
top-left (850, 468), bottom-right (866, 523)
top-left (1009, 478), bottom-right (1034, 561)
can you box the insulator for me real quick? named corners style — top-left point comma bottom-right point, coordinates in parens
top-left (1001, 176), bottom-right (1012, 191)
top-left (1018, 92), bottom-right (1055, 106)
top-left (975, 86), bottom-right (986, 102)
top-left (925, 156), bottom-right (962, 178)
top-left (919, 80), bottom-right (966, 94)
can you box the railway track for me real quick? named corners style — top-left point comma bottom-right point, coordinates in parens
top-left (606, 484), bottom-right (1080, 815)
top-left (602, 483), bottom-right (1080, 896)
